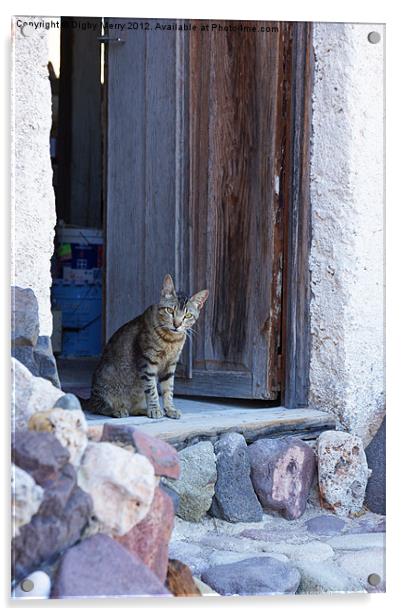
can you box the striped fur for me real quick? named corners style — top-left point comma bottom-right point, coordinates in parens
top-left (82, 275), bottom-right (208, 419)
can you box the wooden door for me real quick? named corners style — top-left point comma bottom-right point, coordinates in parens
top-left (106, 19), bottom-right (311, 400)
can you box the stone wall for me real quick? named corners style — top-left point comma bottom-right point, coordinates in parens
top-left (309, 23), bottom-right (385, 446)
top-left (11, 18), bottom-right (57, 336)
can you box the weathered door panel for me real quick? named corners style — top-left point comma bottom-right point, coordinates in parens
top-left (106, 19), bottom-right (307, 400)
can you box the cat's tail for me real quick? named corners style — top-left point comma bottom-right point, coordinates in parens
top-left (77, 393), bottom-right (116, 417)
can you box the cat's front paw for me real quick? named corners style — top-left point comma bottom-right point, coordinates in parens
top-left (164, 406), bottom-right (181, 420)
top-left (147, 405), bottom-right (164, 419)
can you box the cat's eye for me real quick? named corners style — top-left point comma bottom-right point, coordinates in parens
top-left (185, 312), bottom-right (192, 318)
top-left (165, 307), bottom-right (174, 315)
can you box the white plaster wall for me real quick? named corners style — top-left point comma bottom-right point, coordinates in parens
top-left (309, 23), bottom-right (385, 446)
top-left (11, 18), bottom-right (57, 336)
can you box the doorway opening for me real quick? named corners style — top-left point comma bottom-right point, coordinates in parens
top-left (49, 17), bottom-right (313, 412)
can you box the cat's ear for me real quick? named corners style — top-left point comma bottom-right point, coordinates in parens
top-left (190, 289), bottom-right (209, 310)
top-left (161, 274), bottom-right (176, 299)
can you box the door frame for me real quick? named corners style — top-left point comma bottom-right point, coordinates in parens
top-left (280, 22), bottom-right (314, 408)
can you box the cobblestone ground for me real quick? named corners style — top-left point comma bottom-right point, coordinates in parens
top-left (169, 500), bottom-right (385, 596)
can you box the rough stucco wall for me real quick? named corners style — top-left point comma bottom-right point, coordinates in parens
top-left (309, 23), bottom-right (385, 446)
top-left (11, 18), bottom-right (57, 336)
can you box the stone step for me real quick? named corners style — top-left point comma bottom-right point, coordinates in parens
top-left (84, 400), bottom-right (335, 450)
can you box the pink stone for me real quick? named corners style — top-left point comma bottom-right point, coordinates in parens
top-left (115, 486), bottom-right (175, 582)
top-left (248, 437), bottom-right (316, 520)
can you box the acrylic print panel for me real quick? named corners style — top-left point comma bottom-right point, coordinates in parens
top-left (11, 14), bottom-right (385, 600)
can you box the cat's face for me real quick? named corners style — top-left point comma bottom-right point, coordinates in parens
top-left (158, 274), bottom-right (209, 334)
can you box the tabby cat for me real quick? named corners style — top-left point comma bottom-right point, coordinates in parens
top-left (80, 274), bottom-right (208, 420)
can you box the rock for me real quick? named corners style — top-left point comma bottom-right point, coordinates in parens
top-left (87, 424), bottom-right (103, 441)
top-left (168, 539), bottom-right (289, 577)
top-left (193, 576), bottom-right (219, 596)
top-left (305, 514), bottom-right (346, 536)
top-left (11, 465), bottom-right (44, 538)
top-left (335, 548), bottom-right (385, 593)
top-left (163, 441), bottom-right (216, 522)
top-left (201, 557), bottom-right (301, 596)
top-left (115, 486), bottom-right (174, 582)
top-left (198, 532), bottom-right (334, 563)
top-left (209, 432), bottom-right (263, 522)
top-left (11, 358), bottom-right (64, 430)
top-left (12, 461), bottom-right (92, 580)
top-left (160, 481), bottom-right (180, 513)
top-left (349, 516), bottom-right (386, 534)
top-left (12, 430), bottom-right (70, 486)
top-left (326, 532), bottom-right (385, 551)
top-left (166, 559), bottom-right (202, 596)
top-left (101, 423), bottom-right (180, 479)
top-left (13, 337), bottom-right (60, 388)
top-left (248, 437), bottom-right (316, 520)
top-left (51, 534), bottom-right (171, 598)
top-left (295, 560), bottom-right (366, 594)
top-left (11, 287), bottom-right (39, 347)
top-left (168, 541), bottom-right (210, 576)
top-left (317, 430), bottom-right (371, 517)
top-left (365, 418), bottom-right (386, 514)
top-left (28, 407), bottom-right (88, 466)
top-left (77, 442), bottom-right (156, 536)
top-left (208, 550), bottom-right (289, 568)
top-left (54, 393), bottom-right (82, 411)
top-left (12, 570), bottom-right (51, 599)
top-left (33, 336), bottom-right (60, 388)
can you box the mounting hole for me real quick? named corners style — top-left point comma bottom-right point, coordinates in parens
top-left (21, 578), bottom-right (34, 592)
top-left (368, 31), bottom-right (381, 44)
top-left (367, 573), bottom-right (381, 586)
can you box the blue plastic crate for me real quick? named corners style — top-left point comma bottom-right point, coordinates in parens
top-left (51, 281), bottom-right (102, 357)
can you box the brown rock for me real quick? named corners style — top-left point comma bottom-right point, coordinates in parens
top-left (101, 423), bottom-right (180, 479)
top-left (115, 486), bottom-right (174, 581)
top-left (166, 559), bottom-right (202, 597)
top-left (248, 437), bottom-right (316, 520)
top-left (51, 534), bottom-right (171, 598)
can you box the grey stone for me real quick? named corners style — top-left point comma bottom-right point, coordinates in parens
top-left (54, 393), bottom-right (82, 411)
top-left (335, 548), bottom-right (385, 593)
top-left (164, 441), bottom-right (216, 522)
top-left (160, 481), bottom-right (180, 514)
top-left (11, 358), bottom-right (64, 430)
top-left (348, 516), bottom-right (386, 534)
top-left (201, 557), bottom-right (301, 596)
top-left (248, 437), bottom-right (316, 520)
top-left (34, 336), bottom-right (60, 388)
top-left (11, 287), bottom-right (39, 347)
top-left (305, 514), bottom-right (346, 535)
top-left (168, 541), bottom-right (211, 576)
top-left (326, 532), bottom-right (385, 551)
top-left (365, 418), bottom-right (386, 514)
top-left (209, 432), bottom-right (263, 522)
top-left (197, 530), bottom-right (333, 562)
top-left (317, 430), bottom-right (371, 517)
top-left (208, 550), bottom-right (289, 567)
top-left (51, 534), bottom-right (171, 598)
top-left (295, 560), bottom-right (366, 594)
